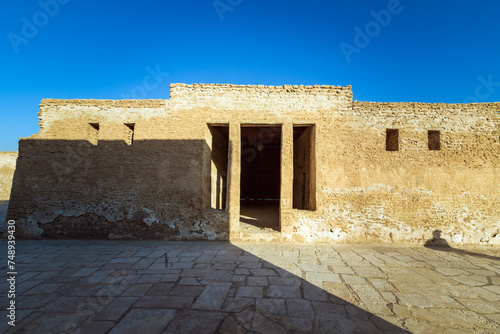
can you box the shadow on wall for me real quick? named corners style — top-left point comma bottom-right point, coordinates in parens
top-left (8, 240), bottom-right (410, 333)
top-left (6, 138), bottom-right (229, 239)
top-left (424, 230), bottom-right (500, 261)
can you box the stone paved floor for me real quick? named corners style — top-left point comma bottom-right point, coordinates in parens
top-left (1, 241), bottom-right (500, 333)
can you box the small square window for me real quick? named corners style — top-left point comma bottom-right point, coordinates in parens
top-left (386, 129), bottom-right (399, 151)
top-left (428, 130), bottom-right (440, 150)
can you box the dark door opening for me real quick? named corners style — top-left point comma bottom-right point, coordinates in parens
top-left (240, 126), bottom-right (281, 232)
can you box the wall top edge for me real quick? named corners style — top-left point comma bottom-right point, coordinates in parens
top-left (169, 83), bottom-right (352, 90)
top-left (37, 83), bottom-right (499, 107)
top-left (353, 101), bottom-right (500, 108)
top-left (39, 99), bottom-right (167, 107)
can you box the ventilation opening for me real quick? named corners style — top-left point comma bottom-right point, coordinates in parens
top-left (386, 129), bottom-right (399, 151)
top-left (293, 125), bottom-right (316, 211)
top-left (207, 125), bottom-right (229, 211)
top-left (125, 123), bottom-right (135, 145)
top-left (240, 125), bottom-right (281, 232)
top-left (88, 123), bottom-right (99, 145)
top-left (428, 130), bottom-right (441, 150)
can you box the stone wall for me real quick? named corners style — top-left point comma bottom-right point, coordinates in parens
top-left (6, 84), bottom-right (500, 244)
top-left (299, 101), bottom-right (500, 245)
top-left (0, 152), bottom-right (18, 229)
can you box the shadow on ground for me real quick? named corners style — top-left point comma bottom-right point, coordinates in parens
top-left (424, 230), bottom-right (500, 262)
top-left (1, 241), bottom-right (409, 334)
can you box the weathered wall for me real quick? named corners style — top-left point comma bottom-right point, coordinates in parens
top-left (6, 84), bottom-right (500, 244)
top-left (292, 101), bottom-right (500, 245)
top-left (7, 99), bottom-right (228, 240)
top-left (0, 152), bottom-right (17, 228)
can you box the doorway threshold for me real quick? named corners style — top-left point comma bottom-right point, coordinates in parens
top-left (233, 231), bottom-right (283, 242)
top-left (239, 220), bottom-right (280, 233)
top-left (239, 200), bottom-right (280, 233)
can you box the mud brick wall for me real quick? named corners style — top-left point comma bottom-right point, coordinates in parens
top-left (6, 84), bottom-right (500, 245)
top-left (304, 101), bottom-right (500, 245)
top-left (8, 98), bottom-right (228, 239)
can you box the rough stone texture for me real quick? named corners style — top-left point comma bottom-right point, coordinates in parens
top-left (5, 83), bottom-right (500, 245)
top-left (108, 309), bottom-right (176, 334)
top-left (0, 152), bottom-right (17, 228)
top-left (2, 241), bottom-right (500, 333)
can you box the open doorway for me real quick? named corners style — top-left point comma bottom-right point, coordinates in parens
top-left (240, 125), bottom-right (281, 232)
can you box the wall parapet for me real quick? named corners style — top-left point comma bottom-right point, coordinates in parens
top-left (170, 83), bottom-right (353, 100)
top-left (40, 99), bottom-right (166, 108)
top-left (353, 101), bottom-right (500, 113)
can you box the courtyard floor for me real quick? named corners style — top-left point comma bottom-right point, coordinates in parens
top-left (1, 240), bottom-right (500, 333)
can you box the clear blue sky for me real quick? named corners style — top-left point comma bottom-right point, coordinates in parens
top-left (1, 0), bottom-right (499, 151)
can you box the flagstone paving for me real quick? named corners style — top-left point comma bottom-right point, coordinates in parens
top-left (1, 240), bottom-right (500, 333)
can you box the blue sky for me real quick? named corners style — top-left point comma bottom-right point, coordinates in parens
top-left (1, 0), bottom-right (499, 151)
